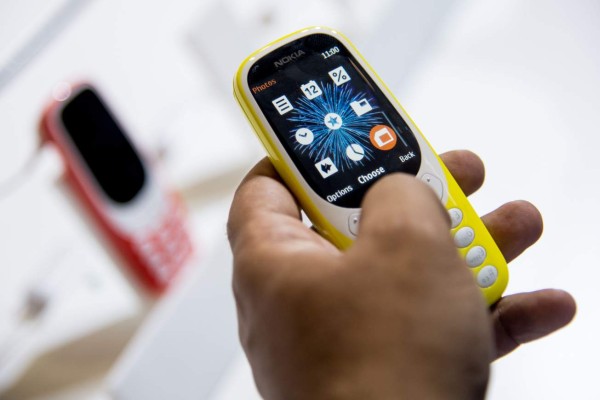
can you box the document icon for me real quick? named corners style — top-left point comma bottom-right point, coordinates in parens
top-left (272, 95), bottom-right (294, 115)
top-left (350, 99), bottom-right (373, 116)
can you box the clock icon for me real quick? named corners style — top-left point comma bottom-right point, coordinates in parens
top-left (346, 143), bottom-right (365, 162)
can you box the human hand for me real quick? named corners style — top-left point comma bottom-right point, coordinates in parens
top-left (227, 150), bottom-right (575, 400)
top-left (437, 152), bottom-right (576, 359)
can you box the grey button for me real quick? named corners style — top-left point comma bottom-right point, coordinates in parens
top-left (448, 208), bottom-right (463, 229)
top-left (421, 173), bottom-right (444, 199)
top-left (477, 265), bottom-right (498, 288)
top-left (466, 246), bottom-right (486, 268)
top-left (454, 227), bottom-right (475, 248)
top-left (348, 213), bottom-right (361, 236)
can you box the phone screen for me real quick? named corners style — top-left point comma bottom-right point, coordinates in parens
top-left (61, 89), bottom-right (146, 204)
top-left (247, 33), bottom-right (422, 208)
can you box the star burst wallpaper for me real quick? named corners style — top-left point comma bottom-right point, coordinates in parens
top-left (288, 82), bottom-right (383, 171)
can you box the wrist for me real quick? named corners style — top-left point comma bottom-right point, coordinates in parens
top-left (310, 359), bottom-right (488, 400)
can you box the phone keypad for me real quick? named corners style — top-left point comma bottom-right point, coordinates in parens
top-left (135, 211), bottom-right (192, 284)
top-left (449, 207), bottom-right (499, 289)
top-left (345, 205), bottom-right (500, 290)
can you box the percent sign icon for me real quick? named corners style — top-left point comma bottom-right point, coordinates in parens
top-left (329, 66), bottom-right (351, 86)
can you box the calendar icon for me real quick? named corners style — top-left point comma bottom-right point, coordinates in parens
top-left (300, 80), bottom-right (323, 100)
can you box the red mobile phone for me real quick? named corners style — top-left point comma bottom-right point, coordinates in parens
top-left (40, 83), bottom-right (193, 293)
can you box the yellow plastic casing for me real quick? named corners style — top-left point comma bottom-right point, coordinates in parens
top-left (233, 27), bottom-right (507, 305)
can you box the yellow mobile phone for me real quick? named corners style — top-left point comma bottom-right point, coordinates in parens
top-left (233, 27), bottom-right (507, 304)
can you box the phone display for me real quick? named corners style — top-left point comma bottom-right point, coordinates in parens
top-left (61, 89), bottom-right (146, 203)
top-left (247, 34), bottom-right (421, 207)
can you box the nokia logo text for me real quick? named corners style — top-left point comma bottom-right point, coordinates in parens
top-left (274, 50), bottom-right (306, 67)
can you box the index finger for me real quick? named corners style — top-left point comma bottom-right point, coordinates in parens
top-left (227, 158), bottom-right (302, 251)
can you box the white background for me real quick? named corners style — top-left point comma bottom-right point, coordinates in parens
top-left (0, 0), bottom-right (598, 399)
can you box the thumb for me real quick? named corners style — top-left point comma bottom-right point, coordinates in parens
top-left (355, 173), bottom-right (453, 263)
